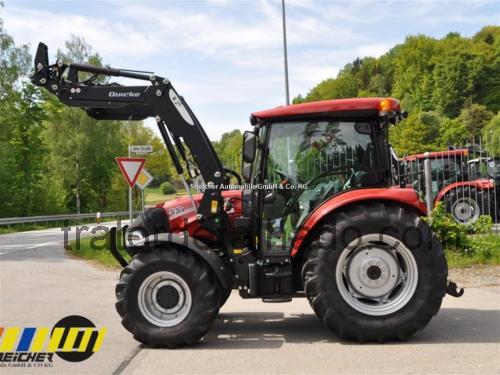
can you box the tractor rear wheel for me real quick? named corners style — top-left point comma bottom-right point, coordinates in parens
top-left (444, 186), bottom-right (494, 224)
top-left (302, 201), bottom-right (447, 342)
top-left (116, 247), bottom-right (220, 348)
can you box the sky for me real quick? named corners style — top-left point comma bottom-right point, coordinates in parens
top-left (2, 0), bottom-right (499, 140)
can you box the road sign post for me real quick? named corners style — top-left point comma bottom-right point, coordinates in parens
top-left (126, 145), bottom-right (153, 220)
top-left (116, 156), bottom-right (145, 223)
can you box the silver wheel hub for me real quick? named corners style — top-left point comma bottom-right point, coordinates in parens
top-left (452, 198), bottom-right (479, 223)
top-left (138, 271), bottom-right (192, 327)
top-left (336, 234), bottom-right (418, 316)
top-left (346, 248), bottom-right (399, 298)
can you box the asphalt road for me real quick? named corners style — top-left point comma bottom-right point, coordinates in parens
top-left (0, 225), bottom-right (499, 375)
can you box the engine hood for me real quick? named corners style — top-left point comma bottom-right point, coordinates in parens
top-left (155, 189), bottom-right (244, 240)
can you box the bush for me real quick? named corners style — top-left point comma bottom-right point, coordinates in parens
top-left (425, 202), bottom-right (493, 249)
top-left (424, 203), bottom-right (498, 266)
top-left (468, 215), bottom-right (493, 234)
top-left (423, 203), bottom-right (469, 251)
top-left (160, 181), bottom-right (176, 195)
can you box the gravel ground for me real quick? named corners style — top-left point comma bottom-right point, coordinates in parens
top-left (449, 265), bottom-right (500, 288)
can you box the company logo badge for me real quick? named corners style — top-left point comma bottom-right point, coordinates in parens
top-left (109, 91), bottom-right (140, 98)
top-left (0, 316), bottom-right (106, 368)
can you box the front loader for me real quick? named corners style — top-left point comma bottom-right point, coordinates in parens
top-left (32, 42), bottom-right (462, 347)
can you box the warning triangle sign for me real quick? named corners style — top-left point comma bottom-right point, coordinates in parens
top-left (116, 157), bottom-right (146, 187)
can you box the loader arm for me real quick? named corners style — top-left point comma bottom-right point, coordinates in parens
top-left (32, 42), bottom-right (227, 238)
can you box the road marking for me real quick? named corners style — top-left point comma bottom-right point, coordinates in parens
top-left (0, 252), bottom-right (6, 256)
top-left (26, 242), bottom-right (58, 249)
top-left (112, 345), bottom-right (142, 375)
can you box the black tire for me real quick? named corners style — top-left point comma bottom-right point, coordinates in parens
top-left (116, 247), bottom-right (220, 348)
top-left (128, 207), bottom-right (169, 237)
top-left (220, 288), bottom-right (232, 308)
top-left (302, 201), bottom-right (448, 342)
top-left (443, 186), bottom-right (495, 224)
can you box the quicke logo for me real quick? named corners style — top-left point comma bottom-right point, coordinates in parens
top-left (109, 91), bottom-right (140, 98)
top-left (0, 315), bottom-right (106, 368)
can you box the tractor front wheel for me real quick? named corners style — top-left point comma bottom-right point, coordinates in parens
top-left (116, 248), bottom-right (220, 347)
top-left (302, 201), bottom-right (447, 342)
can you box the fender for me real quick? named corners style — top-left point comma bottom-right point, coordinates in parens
top-left (123, 231), bottom-right (233, 290)
top-left (434, 179), bottom-right (494, 205)
top-left (290, 187), bottom-right (427, 257)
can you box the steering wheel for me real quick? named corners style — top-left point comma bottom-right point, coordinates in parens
top-left (342, 168), bottom-right (356, 190)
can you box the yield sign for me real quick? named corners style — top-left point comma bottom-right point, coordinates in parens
top-left (116, 157), bottom-right (145, 187)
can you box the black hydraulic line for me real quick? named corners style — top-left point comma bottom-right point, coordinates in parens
top-left (158, 121), bottom-right (184, 175)
top-left (68, 63), bottom-right (151, 81)
top-left (171, 134), bottom-right (193, 174)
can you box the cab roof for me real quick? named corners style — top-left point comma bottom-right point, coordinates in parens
top-left (251, 97), bottom-right (400, 122)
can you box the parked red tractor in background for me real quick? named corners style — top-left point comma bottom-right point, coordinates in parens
top-left (32, 42), bottom-right (462, 348)
top-left (400, 149), bottom-right (499, 224)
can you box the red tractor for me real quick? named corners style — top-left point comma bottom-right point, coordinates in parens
top-left (401, 149), bottom-right (498, 224)
top-left (33, 42), bottom-right (462, 347)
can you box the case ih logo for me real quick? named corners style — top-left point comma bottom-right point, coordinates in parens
top-left (109, 91), bottom-right (140, 98)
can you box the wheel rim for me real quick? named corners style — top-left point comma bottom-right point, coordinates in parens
top-left (451, 197), bottom-right (480, 224)
top-left (138, 271), bottom-right (192, 327)
top-left (335, 234), bottom-right (418, 316)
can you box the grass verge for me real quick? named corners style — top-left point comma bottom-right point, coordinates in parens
top-left (445, 234), bottom-right (500, 268)
top-left (66, 231), bottom-right (129, 268)
top-left (0, 223), bottom-right (51, 234)
top-left (145, 187), bottom-right (179, 205)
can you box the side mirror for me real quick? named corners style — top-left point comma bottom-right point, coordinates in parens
top-left (242, 162), bottom-right (253, 182)
top-left (242, 131), bottom-right (256, 163)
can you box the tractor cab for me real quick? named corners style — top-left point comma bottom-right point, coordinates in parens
top-left (243, 98), bottom-right (401, 254)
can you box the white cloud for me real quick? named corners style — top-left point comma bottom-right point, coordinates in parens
top-left (3, 7), bottom-right (158, 59)
top-left (2, 0), bottom-right (496, 140)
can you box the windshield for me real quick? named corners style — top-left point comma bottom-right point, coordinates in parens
top-left (261, 120), bottom-right (380, 252)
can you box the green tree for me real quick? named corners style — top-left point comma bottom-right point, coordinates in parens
top-left (438, 118), bottom-right (468, 148)
top-left (389, 111), bottom-right (442, 155)
top-left (0, 14), bottom-right (48, 217)
top-left (8, 85), bottom-right (47, 215)
top-left (482, 113), bottom-right (500, 155)
top-left (293, 26), bottom-right (500, 154)
top-left (213, 130), bottom-right (242, 173)
top-left (392, 35), bottom-right (439, 112)
top-left (44, 36), bottom-right (127, 213)
top-left (456, 104), bottom-right (493, 139)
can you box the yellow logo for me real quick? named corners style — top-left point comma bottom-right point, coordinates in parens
top-left (0, 316), bottom-right (106, 364)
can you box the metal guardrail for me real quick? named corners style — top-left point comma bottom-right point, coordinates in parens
top-left (0, 211), bottom-right (142, 226)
